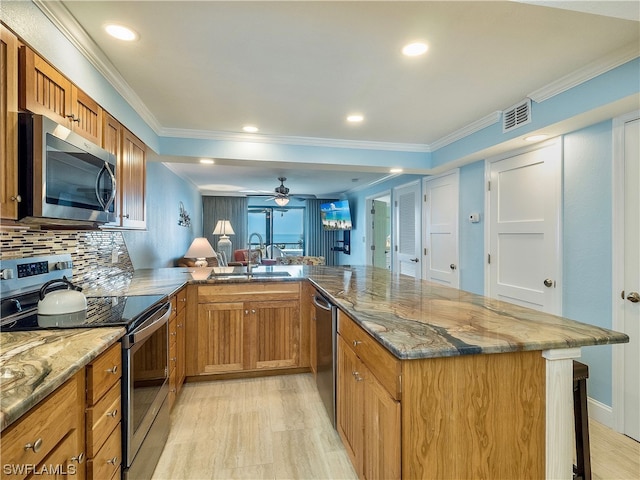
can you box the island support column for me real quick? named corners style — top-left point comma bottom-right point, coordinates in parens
top-left (542, 347), bottom-right (581, 479)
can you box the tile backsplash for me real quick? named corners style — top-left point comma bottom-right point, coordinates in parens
top-left (0, 229), bottom-right (134, 294)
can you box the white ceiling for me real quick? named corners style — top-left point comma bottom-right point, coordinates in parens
top-left (54, 0), bottom-right (640, 197)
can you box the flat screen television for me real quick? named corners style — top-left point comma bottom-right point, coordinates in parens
top-left (320, 200), bottom-right (352, 230)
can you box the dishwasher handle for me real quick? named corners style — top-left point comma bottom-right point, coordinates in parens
top-left (313, 294), bottom-right (333, 311)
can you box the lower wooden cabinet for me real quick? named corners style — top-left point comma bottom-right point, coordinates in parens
top-left (187, 283), bottom-right (303, 377)
top-left (85, 343), bottom-right (122, 480)
top-left (337, 334), bottom-right (400, 479)
top-left (169, 287), bottom-right (187, 409)
top-left (0, 370), bottom-right (85, 480)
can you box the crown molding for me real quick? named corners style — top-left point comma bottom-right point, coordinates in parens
top-left (158, 127), bottom-right (431, 152)
top-left (33, 0), bottom-right (163, 133)
top-left (528, 42), bottom-right (640, 103)
top-left (429, 111), bottom-right (503, 151)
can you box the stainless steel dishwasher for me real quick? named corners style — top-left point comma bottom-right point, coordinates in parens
top-left (313, 292), bottom-right (337, 427)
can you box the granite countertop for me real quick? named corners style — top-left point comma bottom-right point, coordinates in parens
top-left (304, 265), bottom-right (629, 359)
top-left (0, 327), bottom-right (124, 431)
top-left (1, 264), bottom-right (628, 431)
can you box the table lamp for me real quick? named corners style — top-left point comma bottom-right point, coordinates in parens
top-left (213, 220), bottom-right (234, 262)
top-left (184, 237), bottom-right (216, 267)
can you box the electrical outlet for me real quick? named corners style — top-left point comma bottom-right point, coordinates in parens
top-left (111, 249), bottom-right (119, 263)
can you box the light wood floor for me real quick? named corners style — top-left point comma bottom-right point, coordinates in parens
top-left (152, 373), bottom-right (640, 480)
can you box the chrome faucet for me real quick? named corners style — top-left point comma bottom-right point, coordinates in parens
top-left (247, 232), bottom-right (264, 272)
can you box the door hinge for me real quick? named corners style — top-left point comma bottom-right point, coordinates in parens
top-left (424, 248), bottom-right (428, 255)
top-left (371, 245), bottom-right (376, 251)
top-left (395, 245), bottom-right (398, 252)
top-left (371, 207), bottom-right (375, 214)
top-left (395, 200), bottom-right (398, 207)
top-left (424, 194), bottom-right (427, 202)
top-left (487, 181), bottom-right (491, 191)
top-left (487, 253), bottom-right (491, 264)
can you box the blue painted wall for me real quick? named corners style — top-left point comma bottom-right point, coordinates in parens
top-left (562, 121), bottom-right (614, 405)
top-left (459, 161), bottom-right (485, 295)
top-left (122, 162), bottom-right (203, 269)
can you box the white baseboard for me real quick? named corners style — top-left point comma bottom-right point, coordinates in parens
top-left (587, 396), bottom-right (614, 429)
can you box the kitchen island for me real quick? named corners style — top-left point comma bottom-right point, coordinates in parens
top-left (1, 264), bottom-right (628, 479)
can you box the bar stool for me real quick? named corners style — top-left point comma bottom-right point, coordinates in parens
top-left (573, 360), bottom-right (591, 480)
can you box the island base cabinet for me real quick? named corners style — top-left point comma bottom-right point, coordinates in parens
top-left (401, 350), bottom-right (546, 479)
top-left (337, 335), bottom-right (400, 480)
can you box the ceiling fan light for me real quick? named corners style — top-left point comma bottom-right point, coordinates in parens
top-left (274, 196), bottom-right (290, 207)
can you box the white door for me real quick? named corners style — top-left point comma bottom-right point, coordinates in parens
top-left (615, 114), bottom-right (640, 441)
top-left (486, 140), bottom-right (562, 314)
top-left (371, 198), bottom-right (391, 269)
top-left (394, 181), bottom-right (421, 278)
top-left (423, 171), bottom-right (459, 288)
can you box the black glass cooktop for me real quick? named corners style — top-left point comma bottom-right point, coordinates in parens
top-left (1, 294), bottom-right (167, 332)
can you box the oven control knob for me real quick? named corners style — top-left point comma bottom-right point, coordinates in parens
top-left (1, 268), bottom-right (14, 280)
top-left (53, 261), bottom-right (73, 270)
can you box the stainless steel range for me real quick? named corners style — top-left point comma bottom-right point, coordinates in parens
top-left (1, 254), bottom-right (171, 480)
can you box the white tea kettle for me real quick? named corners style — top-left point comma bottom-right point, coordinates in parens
top-left (37, 277), bottom-right (87, 315)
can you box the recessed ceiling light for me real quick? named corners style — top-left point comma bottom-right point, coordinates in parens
top-left (524, 134), bottom-right (549, 142)
top-left (390, 168), bottom-right (404, 173)
top-left (402, 42), bottom-right (428, 57)
top-left (347, 114), bottom-right (364, 123)
top-left (200, 159), bottom-right (215, 164)
top-left (105, 24), bottom-right (138, 41)
top-left (243, 125), bottom-right (259, 133)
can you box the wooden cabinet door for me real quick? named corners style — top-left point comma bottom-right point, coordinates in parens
top-left (1, 26), bottom-right (19, 219)
top-left (19, 46), bottom-right (72, 126)
top-left (363, 371), bottom-right (401, 480)
top-left (176, 302), bottom-right (186, 393)
top-left (336, 335), bottom-right (364, 476)
top-left (198, 302), bottom-right (245, 373)
top-left (120, 128), bottom-right (146, 228)
top-left (71, 86), bottom-right (102, 145)
top-left (248, 299), bottom-right (300, 370)
top-left (27, 429), bottom-right (85, 480)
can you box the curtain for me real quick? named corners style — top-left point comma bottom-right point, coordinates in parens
top-left (305, 199), bottom-right (338, 266)
top-left (203, 196), bottom-right (249, 255)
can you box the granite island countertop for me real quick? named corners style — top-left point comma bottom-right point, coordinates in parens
top-left (2, 264), bottom-right (628, 431)
top-left (88, 264), bottom-right (629, 360)
top-left (0, 327), bottom-right (124, 431)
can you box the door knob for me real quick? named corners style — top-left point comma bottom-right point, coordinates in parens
top-left (627, 292), bottom-right (640, 303)
top-left (410, 258), bottom-right (419, 263)
top-left (450, 264), bottom-right (457, 270)
top-left (543, 278), bottom-right (554, 288)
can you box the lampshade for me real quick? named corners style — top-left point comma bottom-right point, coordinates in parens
top-left (274, 196), bottom-right (289, 207)
top-left (213, 220), bottom-right (235, 236)
top-left (184, 237), bottom-right (216, 267)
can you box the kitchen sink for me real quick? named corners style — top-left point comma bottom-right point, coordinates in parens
top-left (208, 267), bottom-right (291, 279)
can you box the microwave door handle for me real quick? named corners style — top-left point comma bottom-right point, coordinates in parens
top-left (95, 163), bottom-right (117, 212)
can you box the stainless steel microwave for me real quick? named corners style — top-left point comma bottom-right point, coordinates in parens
top-left (18, 113), bottom-right (117, 224)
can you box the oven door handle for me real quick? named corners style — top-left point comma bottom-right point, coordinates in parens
top-left (122, 302), bottom-right (171, 348)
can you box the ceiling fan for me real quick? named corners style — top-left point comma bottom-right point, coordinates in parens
top-left (261, 177), bottom-right (315, 206)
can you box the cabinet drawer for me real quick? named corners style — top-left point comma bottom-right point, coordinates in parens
top-left (338, 310), bottom-right (401, 400)
top-left (86, 343), bottom-right (121, 405)
top-left (176, 287), bottom-right (187, 312)
top-left (199, 282), bottom-right (300, 302)
top-left (1, 371), bottom-right (83, 474)
top-left (86, 381), bottom-right (121, 457)
top-left (87, 422), bottom-right (121, 480)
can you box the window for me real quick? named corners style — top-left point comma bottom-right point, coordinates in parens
top-left (248, 207), bottom-right (305, 255)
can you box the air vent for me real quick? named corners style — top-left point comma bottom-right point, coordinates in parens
top-left (502, 99), bottom-right (531, 133)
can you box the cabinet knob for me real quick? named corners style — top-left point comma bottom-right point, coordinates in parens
top-left (24, 438), bottom-right (43, 453)
top-left (10, 194), bottom-right (22, 203)
top-left (71, 452), bottom-right (84, 464)
top-left (106, 365), bottom-right (118, 374)
top-left (352, 340), bottom-right (362, 347)
top-left (106, 409), bottom-right (118, 417)
top-left (106, 456), bottom-right (119, 465)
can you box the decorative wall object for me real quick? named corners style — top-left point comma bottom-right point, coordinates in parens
top-left (178, 201), bottom-right (191, 227)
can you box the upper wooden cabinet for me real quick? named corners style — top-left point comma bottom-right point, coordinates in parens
top-left (18, 46), bottom-right (102, 145)
top-left (0, 26), bottom-right (20, 220)
top-left (102, 112), bottom-right (147, 229)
